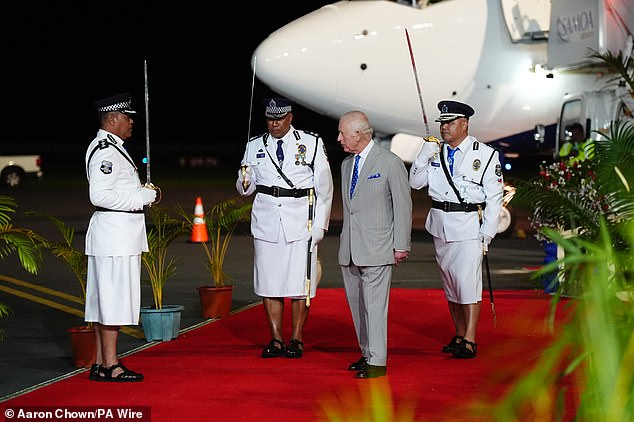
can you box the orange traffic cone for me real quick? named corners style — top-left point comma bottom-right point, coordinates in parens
top-left (190, 197), bottom-right (209, 243)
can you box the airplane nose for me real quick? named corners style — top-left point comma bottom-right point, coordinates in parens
top-left (252, 5), bottom-right (340, 115)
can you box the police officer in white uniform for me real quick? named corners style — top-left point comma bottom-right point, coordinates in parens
top-left (237, 98), bottom-right (333, 358)
top-left (409, 100), bottom-right (503, 358)
top-left (85, 92), bottom-right (158, 381)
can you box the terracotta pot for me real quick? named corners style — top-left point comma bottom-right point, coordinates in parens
top-left (68, 325), bottom-right (96, 368)
top-left (197, 285), bottom-right (233, 319)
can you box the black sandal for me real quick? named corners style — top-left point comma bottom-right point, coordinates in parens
top-left (442, 335), bottom-right (463, 353)
top-left (96, 363), bottom-right (144, 382)
top-left (88, 364), bottom-right (100, 381)
top-left (453, 339), bottom-right (477, 359)
top-left (261, 338), bottom-right (286, 358)
top-left (285, 339), bottom-right (304, 358)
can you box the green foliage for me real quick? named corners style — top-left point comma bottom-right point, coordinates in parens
top-left (512, 120), bottom-right (634, 265)
top-left (0, 195), bottom-right (44, 276)
top-left (318, 378), bottom-right (416, 421)
top-left (29, 212), bottom-right (88, 302)
top-left (0, 302), bottom-right (13, 340)
top-left (141, 205), bottom-right (188, 309)
top-left (471, 220), bottom-right (634, 421)
top-left (475, 116), bottom-right (634, 419)
top-left (178, 198), bottom-right (251, 287)
top-left (587, 45), bottom-right (634, 94)
top-left (0, 195), bottom-right (46, 340)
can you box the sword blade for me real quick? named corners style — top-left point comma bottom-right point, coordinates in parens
top-left (405, 28), bottom-right (431, 137)
top-left (144, 59), bottom-right (151, 184)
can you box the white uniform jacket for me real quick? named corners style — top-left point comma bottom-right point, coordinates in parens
top-left (85, 129), bottom-right (149, 256)
top-left (409, 136), bottom-right (504, 241)
top-left (236, 126), bottom-right (333, 242)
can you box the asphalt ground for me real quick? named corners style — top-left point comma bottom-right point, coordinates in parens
top-left (0, 165), bottom-right (546, 400)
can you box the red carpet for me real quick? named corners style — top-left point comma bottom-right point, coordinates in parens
top-left (3, 289), bottom-right (573, 421)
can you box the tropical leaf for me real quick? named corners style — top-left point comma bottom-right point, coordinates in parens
top-left (142, 205), bottom-right (188, 309)
top-left (177, 198), bottom-right (251, 287)
top-left (27, 211), bottom-right (89, 302)
top-left (0, 196), bottom-right (44, 275)
top-left (587, 45), bottom-right (634, 93)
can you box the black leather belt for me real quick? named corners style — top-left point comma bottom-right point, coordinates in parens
top-left (256, 185), bottom-right (312, 198)
top-left (431, 200), bottom-right (486, 212)
top-left (95, 206), bottom-right (144, 214)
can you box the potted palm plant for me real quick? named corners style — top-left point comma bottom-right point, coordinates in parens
top-left (29, 211), bottom-right (95, 367)
top-left (178, 197), bottom-right (251, 319)
top-left (140, 205), bottom-right (189, 341)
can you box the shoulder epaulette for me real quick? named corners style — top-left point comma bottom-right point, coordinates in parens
top-left (249, 132), bottom-right (266, 142)
top-left (300, 130), bottom-right (320, 139)
top-left (87, 135), bottom-right (136, 173)
top-left (97, 138), bottom-right (112, 149)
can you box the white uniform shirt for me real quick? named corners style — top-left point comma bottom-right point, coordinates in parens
top-left (410, 136), bottom-right (504, 241)
top-left (237, 125), bottom-right (334, 243)
top-left (85, 129), bottom-right (149, 256)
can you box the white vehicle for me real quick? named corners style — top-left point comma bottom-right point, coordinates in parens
top-left (0, 154), bottom-right (43, 188)
top-left (251, 0), bottom-right (632, 235)
top-left (555, 87), bottom-right (634, 156)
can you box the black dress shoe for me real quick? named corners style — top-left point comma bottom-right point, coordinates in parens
top-left (356, 365), bottom-right (387, 379)
top-left (285, 339), bottom-right (303, 358)
top-left (348, 356), bottom-right (368, 371)
top-left (261, 339), bottom-right (286, 358)
top-left (442, 335), bottom-right (464, 353)
top-left (453, 339), bottom-right (477, 359)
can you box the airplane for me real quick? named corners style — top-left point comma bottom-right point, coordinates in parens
top-left (251, 0), bottom-right (632, 168)
top-left (250, 0), bottom-right (632, 236)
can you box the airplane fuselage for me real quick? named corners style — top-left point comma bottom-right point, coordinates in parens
top-left (253, 0), bottom-right (607, 153)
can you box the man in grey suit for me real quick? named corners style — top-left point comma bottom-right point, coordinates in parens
top-left (336, 110), bottom-right (412, 378)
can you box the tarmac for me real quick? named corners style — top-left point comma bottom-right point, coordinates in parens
top-left (0, 168), bottom-right (546, 400)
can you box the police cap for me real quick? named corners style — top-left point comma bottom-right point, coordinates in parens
top-left (264, 97), bottom-right (293, 120)
top-left (435, 100), bottom-right (474, 123)
top-left (94, 92), bottom-right (137, 115)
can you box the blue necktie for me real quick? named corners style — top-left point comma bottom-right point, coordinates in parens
top-left (447, 147), bottom-right (457, 176)
top-left (349, 155), bottom-right (360, 198)
top-left (276, 140), bottom-right (284, 166)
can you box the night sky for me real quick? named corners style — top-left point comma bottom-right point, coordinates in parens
top-left (3, 1), bottom-right (338, 168)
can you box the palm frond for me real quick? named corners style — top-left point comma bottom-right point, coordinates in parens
top-left (142, 205), bottom-right (188, 309)
top-left (587, 46), bottom-right (634, 93)
top-left (176, 198), bottom-right (251, 287)
top-left (0, 196), bottom-right (18, 226)
top-left (25, 211), bottom-right (88, 300)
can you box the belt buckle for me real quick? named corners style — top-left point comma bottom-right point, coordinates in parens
top-left (443, 201), bottom-right (450, 212)
top-left (272, 186), bottom-right (280, 197)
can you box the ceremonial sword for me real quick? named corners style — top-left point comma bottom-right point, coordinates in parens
top-left (305, 188), bottom-right (314, 307)
top-left (143, 60), bottom-right (161, 204)
top-left (406, 29), bottom-right (496, 323)
top-left (404, 28), bottom-right (441, 154)
top-left (478, 206), bottom-right (497, 326)
top-left (241, 55), bottom-right (257, 191)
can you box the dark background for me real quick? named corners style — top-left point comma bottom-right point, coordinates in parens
top-left (3, 1), bottom-right (344, 174)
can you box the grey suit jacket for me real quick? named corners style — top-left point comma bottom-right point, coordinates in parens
top-left (338, 142), bottom-right (412, 266)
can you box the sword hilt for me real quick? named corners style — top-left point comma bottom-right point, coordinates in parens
top-left (240, 165), bottom-right (250, 191)
top-left (144, 182), bottom-right (162, 205)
